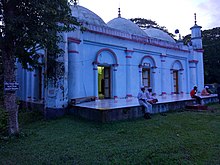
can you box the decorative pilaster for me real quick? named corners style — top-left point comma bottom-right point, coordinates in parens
top-left (151, 66), bottom-right (157, 93)
top-left (160, 54), bottom-right (167, 95)
top-left (125, 49), bottom-right (133, 97)
top-left (93, 63), bottom-right (99, 99)
top-left (68, 37), bottom-right (81, 99)
top-left (189, 60), bottom-right (198, 89)
top-left (138, 65), bottom-right (143, 87)
top-left (170, 69), bottom-right (174, 94)
top-left (30, 70), bottom-right (35, 101)
top-left (26, 70), bottom-right (31, 101)
top-left (113, 64), bottom-right (118, 99)
top-left (179, 69), bottom-right (184, 93)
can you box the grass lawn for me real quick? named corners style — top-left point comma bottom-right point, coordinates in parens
top-left (0, 104), bottom-right (220, 164)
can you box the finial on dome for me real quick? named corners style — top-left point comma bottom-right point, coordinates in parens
top-left (74, 0), bottom-right (78, 6)
top-left (118, 8), bottom-right (121, 18)
top-left (178, 34), bottom-right (182, 40)
top-left (194, 13), bottom-right (197, 25)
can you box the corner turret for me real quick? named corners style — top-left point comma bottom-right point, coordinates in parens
top-left (190, 13), bottom-right (202, 49)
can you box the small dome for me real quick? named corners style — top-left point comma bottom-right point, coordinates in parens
top-left (144, 27), bottom-right (175, 43)
top-left (107, 17), bottom-right (148, 36)
top-left (71, 5), bottom-right (107, 26)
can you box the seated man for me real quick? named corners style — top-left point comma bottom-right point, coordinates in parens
top-left (137, 86), bottom-right (152, 119)
top-left (190, 85), bottom-right (202, 104)
top-left (147, 87), bottom-right (158, 104)
top-left (201, 86), bottom-right (211, 96)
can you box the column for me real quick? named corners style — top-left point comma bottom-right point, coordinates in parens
top-left (160, 54), bottom-right (167, 95)
top-left (138, 65), bottom-right (143, 87)
top-left (93, 63), bottom-right (98, 99)
top-left (113, 64), bottom-right (118, 99)
top-left (125, 50), bottom-right (133, 97)
top-left (26, 70), bottom-right (31, 101)
top-left (179, 69), bottom-right (184, 93)
top-left (189, 60), bottom-right (198, 89)
top-left (31, 70), bottom-right (36, 101)
top-left (170, 69), bottom-right (174, 94)
top-left (68, 38), bottom-right (81, 99)
top-left (151, 67), bottom-right (157, 93)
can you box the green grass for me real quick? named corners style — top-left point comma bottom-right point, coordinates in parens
top-left (0, 105), bottom-right (220, 165)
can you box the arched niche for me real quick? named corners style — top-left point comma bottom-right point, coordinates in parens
top-left (94, 48), bottom-right (118, 65)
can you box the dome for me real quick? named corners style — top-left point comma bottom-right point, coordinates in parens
top-left (107, 17), bottom-right (148, 36)
top-left (144, 27), bottom-right (175, 43)
top-left (71, 4), bottom-right (107, 27)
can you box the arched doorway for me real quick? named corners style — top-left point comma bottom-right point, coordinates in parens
top-left (171, 60), bottom-right (184, 94)
top-left (93, 48), bottom-right (118, 99)
top-left (98, 66), bottom-right (111, 99)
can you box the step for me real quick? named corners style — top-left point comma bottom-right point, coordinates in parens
top-left (185, 104), bottom-right (208, 110)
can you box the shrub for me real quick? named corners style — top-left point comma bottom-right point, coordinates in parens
top-left (0, 108), bottom-right (8, 136)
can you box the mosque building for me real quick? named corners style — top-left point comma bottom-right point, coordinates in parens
top-left (16, 1), bottom-right (204, 112)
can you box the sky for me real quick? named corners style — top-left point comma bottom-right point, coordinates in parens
top-left (78, 0), bottom-right (220, 37)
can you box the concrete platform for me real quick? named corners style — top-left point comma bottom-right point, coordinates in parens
top-left (68, 94), bottom-right (219, 122)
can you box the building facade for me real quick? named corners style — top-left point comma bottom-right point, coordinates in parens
top-left (16, 3), bottom-right (204, 111)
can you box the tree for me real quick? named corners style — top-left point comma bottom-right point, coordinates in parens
top-left (0, 0), bottom-right (80, 135)
top-left (130, 18), bottom-right (175, 38)
top-left (202, 27), bottom-right (220, 84)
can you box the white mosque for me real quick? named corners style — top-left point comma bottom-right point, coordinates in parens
top-left (16, 1), bottom-right (204, 112)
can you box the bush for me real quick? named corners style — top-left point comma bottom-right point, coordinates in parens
top-left (0, 108), bottom-right (8, 136)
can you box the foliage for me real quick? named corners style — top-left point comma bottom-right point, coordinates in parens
top-left (0, 108), bottom-right (8, 136)
top-left (0, 0), bottom-right (80, 135)
top-left (0, 105), bottom-right (220, 164)
top-left (0, 0), bottom-right (80, 70)
top-left (0, 50), bottom-right (3, 102)
top-left (130, 18), bottom-right (175, 38)
top-left (183, 34), bottom-right (191, 45)
top-left (202, 27), bottom-right (220, 84)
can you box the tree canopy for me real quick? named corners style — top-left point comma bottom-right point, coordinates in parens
top-left (0, 0), bottom-right (80, 69)
top-left (202, 27), bottom-right (220, 84)
top-left (0, 0), bottom-right (80, 135)
top-left (130, 18), bottom-right (175, 38)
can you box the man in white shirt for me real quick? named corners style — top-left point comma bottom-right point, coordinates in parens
top-left (137, 86), bottom-right (153, 119)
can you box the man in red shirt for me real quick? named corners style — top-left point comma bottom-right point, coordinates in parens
top-left (190, 86), bottom-right (202, 104)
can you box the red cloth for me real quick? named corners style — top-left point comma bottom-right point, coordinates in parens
top-left (190, 89), bottom-right (196, 97)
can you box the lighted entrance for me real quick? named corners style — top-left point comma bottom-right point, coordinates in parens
top-left (98, 66), bottom-right (111, 99)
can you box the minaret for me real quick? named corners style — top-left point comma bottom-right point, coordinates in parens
top-left (190, 13), bottom-right (202, 49)
top-left (189, 13), bottom-right (204, 92)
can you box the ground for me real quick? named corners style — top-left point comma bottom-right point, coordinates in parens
top-left (0, 103), bottom-right (220, 164)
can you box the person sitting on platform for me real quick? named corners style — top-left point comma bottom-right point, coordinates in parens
top-left (201, 86), bottom-right (211, 96)
top-left (147, 87), bottom-right (158, 104)
top-left (190, 85), bottom-right (202, 104)
top-left (137, 86), bottom-right (152, 119)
